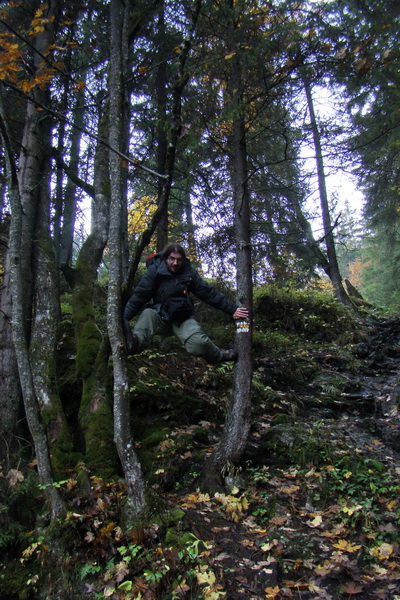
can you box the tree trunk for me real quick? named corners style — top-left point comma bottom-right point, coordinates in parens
top-left (208, 49), bottom-right (253, 473)
top-left (108, 0), bottom-right (145, 518)
top-left (59, 84), bottom-right (86, 268)
top-left (3, 129), bottom-right (64, 518)
top-left (155, 0), bottom-right (169, 251)
top-left (65, 113), bottom-right (116, 477)
top-left (303, 78), bottom-right (351, 306)
top-left (0, 214), bottom-right (22, 438)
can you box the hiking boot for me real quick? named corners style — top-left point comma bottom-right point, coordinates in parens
top-left (123, 318), bottom-right (140, 355)
top-left (220, 348), bottom-right (238, 362)
top-left (126, 333), bottom-right (139, 355)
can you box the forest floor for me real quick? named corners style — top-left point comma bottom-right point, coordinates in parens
top-left (140, 318), bottom-right (400, 600)
top-left (3, 299), bottom-right (400, 600)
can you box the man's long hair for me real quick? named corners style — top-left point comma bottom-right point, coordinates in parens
top-left (161, 243), bottom-right (187, 261)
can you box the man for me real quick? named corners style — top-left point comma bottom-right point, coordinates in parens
top-left (123, 243), bottom-right (249, 363)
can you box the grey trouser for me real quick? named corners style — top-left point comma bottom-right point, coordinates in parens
top-left (133, 308), bottom-right (224, 364)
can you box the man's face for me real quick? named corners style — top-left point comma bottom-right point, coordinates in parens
top-left (166, 252), bottom-right (184, 273)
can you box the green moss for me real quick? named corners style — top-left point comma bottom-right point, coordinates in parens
top-left (254, 284), bottom-right (363, 343)
top-left (140, 428), bottom-right (170, 449)
top-left (263, 423), bottom-right (336, 467)
top-left (75, 321), bottom-right (102, 379)
top-left (78, 377), bottom-right (117, 479)
top-left (162, 507), bottom-right (186, 525)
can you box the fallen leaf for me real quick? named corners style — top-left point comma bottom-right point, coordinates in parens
top-left (7, 469), bottom-right (24, 486)
top-left (215, 552), bottom-right (230, 561)
top-left (308, 514), bottom-right (323, 528)
top-left (370, 543), bottom-right (394, 561)
top-left (265, 586), bottom-right (280, 599)
top-left (333, 540), bottom-right (362, 553)
top-left (341, 582), bottom-right (364, 595)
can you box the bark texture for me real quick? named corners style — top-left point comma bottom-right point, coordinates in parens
top-left (108, 0), bottom-right (145, 517)
top-left (208, 48), bottom-right (253, 473)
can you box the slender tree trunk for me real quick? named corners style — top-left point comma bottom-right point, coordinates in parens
top-left (109, 0), bottom-right (145, 518)
top-left (59, 85), bottom-right (86, 267)
top-left (0, 111), bottom-right (21, 436)
top-left (156, 0), bottom-right (169, 251)
top-left (0, 225), bottom-right (22, 437)
top-left (304, 78), bottom-right (351, 305)
top-left (209, 52), bottom-right (253, 472)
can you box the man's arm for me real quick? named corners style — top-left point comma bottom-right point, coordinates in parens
top-left (190, 270), bottom-right (248, 318)
top-left (124, 266), bottom-right (158, 321)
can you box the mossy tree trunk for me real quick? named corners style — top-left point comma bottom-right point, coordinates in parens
top-left (66, 114), bottom-right (117, 478)
top-left (1, 86), bottom-right (65, 519)
top-left (26, 4), bottom-right (73, 472)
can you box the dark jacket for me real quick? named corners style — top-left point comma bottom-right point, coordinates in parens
top-left (124, 256), bottom-right (237, 322)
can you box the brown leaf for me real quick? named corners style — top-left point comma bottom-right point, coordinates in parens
top-left (341, 582), bottom-right (364, 595)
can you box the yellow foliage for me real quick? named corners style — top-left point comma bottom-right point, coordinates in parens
top-left (264, 586), bottom-right (280, 599)
top-left (195, 566), bottom-right (225, 600)
top-left (29, 5), bottom-right (55, 37)
top-left (0, 37), bottom-right (22, 82)
top-left (332, 539), bottom-right (362, 553)
top-left (214, 492), bottom-right (249, 523)
top-left (348, 257), bottom-right (369, 288)
top-left (127, 196), bottom-right (157, 238)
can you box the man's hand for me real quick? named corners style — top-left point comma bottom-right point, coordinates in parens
top-left (233, 307), bottom-right (249, 320)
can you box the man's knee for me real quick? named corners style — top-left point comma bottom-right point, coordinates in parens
top-left (134, 308), bottom-right (161, 346)
top-left (184, 331), bottom-right (214, 357)
top-left (139, 307), bottom-right (159, 325)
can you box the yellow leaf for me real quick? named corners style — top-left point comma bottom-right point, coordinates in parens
top-left (341, 504), bottom-right (362, 515)
top-left (196, 569), bottom-right (216, 586)
top-left (224, 52), bottom-right (236, 60)
top-left (370, 543), bottom-right (394, 561)
top-left (333, 540), bottom-right (362, 553)
top-left (74, 80), bottom-right (86, 91)
top-left (309, 514), bottom-right (323, 527)
top-left (280, 485), bottom-right (300, 494)
top-left (265, 586), bottom-right (280, 598)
